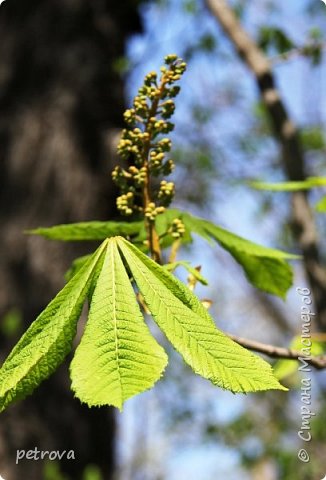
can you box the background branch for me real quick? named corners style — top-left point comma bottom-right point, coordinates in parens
top-left (206, 0), bottom-right (326, 331)
top-left (227, 333), bottom-right (326, 370)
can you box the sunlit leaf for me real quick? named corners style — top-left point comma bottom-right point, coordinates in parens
top-left (119, 238), bottom-right (287, 393)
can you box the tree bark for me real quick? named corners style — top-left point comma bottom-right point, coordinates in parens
top-left (206, 0), bottom-right (326, 331)
top-left (0, 1), bottom-right (144, 478)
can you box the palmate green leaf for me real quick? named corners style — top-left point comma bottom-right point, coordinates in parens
top-left (163, 209), bottom-right (298, 298)
top-left (202, 221), bottom-right (297, 299)
top-left (250, 177), bottom-right (326, 191)
top-left (28, 220), bottom-right (143, 241)
top-left (0, 241), bottom-right (108, 413)
top-left (70, 238), bottom-right (167, 410)
top-left (118, 238), bottom-right (286, 394)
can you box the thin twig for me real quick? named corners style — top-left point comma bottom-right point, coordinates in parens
top-left (169, 239), bottom-right (181, 264)
top-left (227, 333), bottom-right (326, 370)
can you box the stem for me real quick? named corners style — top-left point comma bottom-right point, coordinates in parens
top-left (141, 78), bottom-right (168, 264)
top-left (169, 239), bottom-right (181, 264)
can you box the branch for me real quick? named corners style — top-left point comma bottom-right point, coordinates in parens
top-left (206, 0), bottom-right (326, 330)
top-left (227, 333), bottom-right (326, 370)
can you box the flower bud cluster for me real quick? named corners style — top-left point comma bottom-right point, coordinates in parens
top-left (144, 202), bottom-right (165, 222)
top-left (116, 192), bottom-right (135, 216)
top-left (169, 218), bottom-right (186, 239)
top-left (158, 180), bottom-right (175, 206)
top-left (112, 55), bottom-right (186, 217)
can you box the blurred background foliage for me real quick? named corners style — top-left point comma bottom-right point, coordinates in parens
top-left (0, 0), bottom-right (326, 479)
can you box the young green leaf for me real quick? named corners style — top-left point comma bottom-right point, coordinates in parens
top-left (118, 238), bottom-right (287, 394)
top-left (0, 241), bottom-right (108, 413)
top-left (202, 222), bottom-right (296, 299)
top-left (28, 220), bottom-right (144, 241)
top-left (70, 238), bottom-right (167, 410)
top-left (315, 195), bottom-right (326, 213)
top-left (249, 177), bottom-right (326, 191)
top-left (161, 209), bottom-right (298, 298)
top-left (164, 261), bottom-right (208, 285)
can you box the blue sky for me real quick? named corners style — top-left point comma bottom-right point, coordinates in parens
top-left (116, 1), bottom-right (326, 478)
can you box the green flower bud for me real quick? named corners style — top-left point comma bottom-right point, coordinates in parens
top-left (164, 54), bottom-right (178, 64)
top-left (169, 218), bottom-right (186, 238)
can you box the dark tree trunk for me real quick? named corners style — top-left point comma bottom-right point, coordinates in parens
top-left (0, 1), bottom-right (144, 478)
